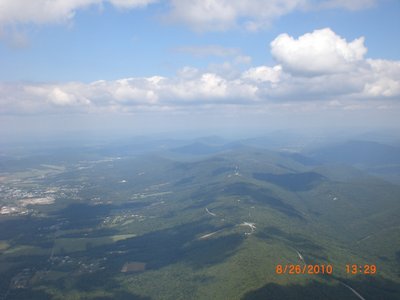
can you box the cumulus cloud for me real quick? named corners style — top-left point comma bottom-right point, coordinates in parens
top-left (363, 60), bottom-right (400, 97)
top-left (1, 60), bottom-right (399, 115)
top-left (23, 82), bottom-right (92, 109)
top-left (0, 71), bottom-right (257, 114)
top-left (270, 28), bottom-right (367, 76)
top-left (242, 66), bottom-right (282, 83)
top-left (0, 28), bottom-right (399, 115)
top-left (174, 73), bottom-right (257, 102)
top-left (266, 29), bottom-right (400, 101)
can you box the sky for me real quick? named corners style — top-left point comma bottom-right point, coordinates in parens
top-left (0, 0), bottom-right (400, 140)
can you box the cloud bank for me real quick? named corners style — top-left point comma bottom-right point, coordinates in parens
top-left (1, 28), bottom-right (399, 116)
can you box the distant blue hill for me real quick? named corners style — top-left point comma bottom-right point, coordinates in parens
top-left (171, 141), bottom-right (244, 155)
top-left (310, 140), bottom-right (400, 166)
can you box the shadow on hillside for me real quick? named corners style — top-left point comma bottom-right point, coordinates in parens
top-left (224, 182), bottom-right (304, 219)
top-left (243, 276), bottom-right (400, 300)
top-left (253, 172), bottom-right (325, 191)
top-left (94, 219), bottom-right (244, 271)
top-left (51, 201), bottom-right (150, 230)
top-left (256, 226), bottom-right (328, 262)
top-left (257, 226), bottom-right (324, 251)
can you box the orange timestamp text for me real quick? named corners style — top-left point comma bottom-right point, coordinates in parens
top-left (275, 264), bottom-right (333, 275)
top-left (345, 264), bottom-right (377, 275)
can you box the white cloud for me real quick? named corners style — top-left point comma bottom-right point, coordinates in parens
top-left (0, 71), bottom-right (257, 114)
top-left (160, 72), bottom-right (257, 103)
top-left (363, 78), bottom-right (400, 97)
top-left (24, 83), bottom-right (91, 107)
top-left (165, 0), bottom-right (377, 32)
top-left (48, 87), bottom-right (77, 106)
top-left (108, 0), bottom-right (157, 8)
top-left (0, 0), bottom-right (156, 25)
top-left (270, 28), bottom-right (367, 76)
top-left (166, 0), bottom-right (306, 31)
top-left (353, 59), bottom-right (400, 98)
top-left (367, 59), bottom-right (400, 79)
top-left (242, 66), bottom-right (282, 83)
top-left (166, 0), bottom-right (238, 31)
top-left (1, 28), bottom-right (399, 116)
top-left (111, 78), bottom-right (160, 104)
top-left (0, 0), bottom-right (378, 32)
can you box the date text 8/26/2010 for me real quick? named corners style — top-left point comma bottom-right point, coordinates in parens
top-left (275, 264), bottom-right (377, 275)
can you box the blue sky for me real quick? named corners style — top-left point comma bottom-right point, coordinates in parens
top-left (0, 0), bottom-right (399, 138)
